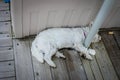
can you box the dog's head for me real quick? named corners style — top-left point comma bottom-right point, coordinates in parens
top-left (88, 21), bottom-right (101, 43)
top-left (91, 34), bottom-right (101, 43)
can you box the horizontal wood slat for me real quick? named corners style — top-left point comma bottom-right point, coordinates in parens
top-left (0, 50), bottom-right (14, 61)
top-left (0, 22), bottom-right (11, 34)
top-left (0, 37), bottom-right (12, 47)
top-left (0, 11), bottom-right (10, 21)
top-left (0, 61), bottom-right (15, 78)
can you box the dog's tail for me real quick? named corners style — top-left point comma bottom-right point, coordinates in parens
top-left (31, 44), bottom-right (44, 63)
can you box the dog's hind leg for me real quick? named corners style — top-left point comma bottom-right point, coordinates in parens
top-left (44, 48), bottom-right (57, 67)
top-left (55, 51), bottom-right (66, 58)
top-left (74, 44), bottom-right (93, 60)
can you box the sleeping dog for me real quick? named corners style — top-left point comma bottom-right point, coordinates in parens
top-left (31, 26), bottom-right (101, 67)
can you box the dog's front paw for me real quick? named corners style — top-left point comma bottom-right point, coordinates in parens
top-left (88, 49), bottom-right (96, 55)
top-left (44, 57), bottom-right (56, 67)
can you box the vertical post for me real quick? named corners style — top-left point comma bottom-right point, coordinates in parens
top-left (84, 0), bottom-right (114, 47)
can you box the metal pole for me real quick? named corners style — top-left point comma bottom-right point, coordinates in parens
top-left (84, 0), bottom-right (114, 47)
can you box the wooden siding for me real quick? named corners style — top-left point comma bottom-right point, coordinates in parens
top-left (11, 0), bottom-right (103, 38)
top-left (102, 1), bottom-right (120, 28)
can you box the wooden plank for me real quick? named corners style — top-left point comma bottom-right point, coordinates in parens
top-left (32, 57), bottom-right (52, 80)
top-left (101, 32), bottom-right (119, 58)
top-left (0, 71), bottom-right (15, 78)
top-left (0, 6), bottom-right (9, 11)
top-left (0, 61), bottom-right (14, 72)
top-left (0, 10), bottom-right (10, 21)
top-left (0, 46), bottom-right (12, 51)
top-left (89, 55), bottom-right (103, 80)
top-left (0, 1), bottom-right (9, 11)
top-left (0, 50), bottom-right (13, 61)
top-left (81, 59), bottom-right (95, 80)
top-left (29, 38), bottom-right (52, 80)
top-left (101, 32), bottom-right (120, 79)
top-left (0, 77), bottom-right (15, 80)
top-left (0, 0), bottom-right (9, 11)
top-left (0, 1), bottom-right (9, 7)
top-left (92, 41), bottom-right (119, 80)
top-left (0, 61), bottom-right (15, 78)
top-left (0, 22), bottom-right (11, 34)
top-left (113, 31), bottom-right (120, 48)
top-left (0, 37), bottom-right (12, 47)
top-left (51, 50), bottom-right (69, 80)
top-left (13, 39), bottom-right (34, 80)
top-left (64, 49), bottom-right (87, 80)
top-left (0, 34), bottom-right (11, 38)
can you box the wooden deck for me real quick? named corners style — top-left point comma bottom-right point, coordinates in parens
top-left (0, 1), bottom-right (120, 80)
top-left (12, 35), bottom-right (119, 80)
top-left (0, 1), bottom-right (15, 80)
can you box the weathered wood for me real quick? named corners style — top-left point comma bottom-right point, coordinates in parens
top-left (101, 31), bottom-right (120, 79)
top-left (0, 61), bottom-right (15, 78)
top-left (0, 22), bottom-right (11, 34)
top-left (89, 55), bottom-right (103, 80)
top-left (0, 77), bottom-right (15, 80)
top-left (51, 50), bottom-right (69, 80)
top-left (0, 10), bottom-right (10, 21)
top-left (0, 1), bottom-right (9, 7)
top-left (0, 61), bottom-right (14, 72)
top-left (0, 34), bottom-right (11, 38)
top-left (0, 46), bottom-right (12, 51)
top-left (29, 38), bottom-right (52, 80)
top-left (92, 41), bottom-right (119, 80)
top-left (0, 1), bottom-right (9, 11)
top-left (0, 71), bottom-right (15, 78)
top-left (0, 50), bottom-right (13, 61)
top-left (0, 37), bottom-right (12, 47)
top-left (81, 59), bottom-right (95, 80)
top-left (64, 50), bottom-right (87, 80)
top-left (113, 31), bottom-right (120, 48)
top-left (0, 6), bottom-right (9, 11)
top-left (32, 57), bottom-right (52, 80)
top-left (13, 39), bottom-right (34, 80)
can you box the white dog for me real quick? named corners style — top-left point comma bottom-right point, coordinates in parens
top-left (31, 26), bottom-right (101, 67)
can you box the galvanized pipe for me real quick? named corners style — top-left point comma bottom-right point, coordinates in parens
top-left (84, 0), bottom-right (114, 47)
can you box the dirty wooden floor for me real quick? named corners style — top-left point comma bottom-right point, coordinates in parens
top-left (0, 1), bottom-right (120, 80)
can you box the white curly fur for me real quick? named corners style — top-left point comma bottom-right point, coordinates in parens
top-left (31, 27), bottom-right (101, 67)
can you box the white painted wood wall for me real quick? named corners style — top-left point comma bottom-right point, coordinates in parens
top-left (11, 0), bottom-right (120, 38)
top-left (102, 0), bottom-right (120, 28)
